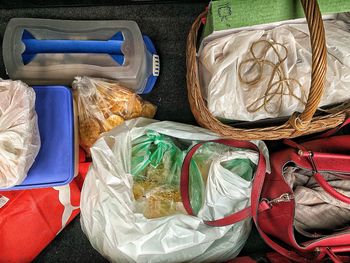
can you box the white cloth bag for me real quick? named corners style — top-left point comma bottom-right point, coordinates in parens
top-left (80, 118), bottom-right (269, 263)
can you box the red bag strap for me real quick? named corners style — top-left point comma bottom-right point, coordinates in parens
top-left (308, 154), bottom-right (350, 205)
top-left (180, 139), bottom-right (267, 226)
top-left (323, 248), bottom-right (344, 263)
top-left (284, 138), bottom-right (350, 175)
top-left (316, 117), bottom-right (350, 139)
top-left (250, 155), bottom-right (317, 262)
top-left (288, 143), bottom-right (350, 205)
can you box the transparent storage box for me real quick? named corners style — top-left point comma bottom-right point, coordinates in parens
top-left (3, 18), bottom-right (159, 93)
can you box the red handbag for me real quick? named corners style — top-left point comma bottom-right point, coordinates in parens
top-left (256, 119), bottom-right (350, 263)
top-left (181, 121), bottom-right (350, 263)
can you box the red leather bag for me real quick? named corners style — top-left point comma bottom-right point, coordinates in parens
top-left (181, 122), bottom-right (350, 263)
top-left (256, 120), bottom-right (350, 263)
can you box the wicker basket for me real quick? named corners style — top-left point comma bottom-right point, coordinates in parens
top-left (186, 0), bottom-right (349, 140)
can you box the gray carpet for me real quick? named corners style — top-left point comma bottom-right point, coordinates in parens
top-left (0, 2), bottom-right (270, 262)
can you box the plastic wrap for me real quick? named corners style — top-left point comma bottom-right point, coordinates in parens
top-left (131, 130), bottom-right (188, 218)
top-left (199, 19), bottom-right (350, 121)
top-left (0, 79), bottom-right (40, 188)
top-left (80, 118), bottom-right (270, 263)
top-left (131, 132), bottom-right (258, 219)
top-left (72, 76), bottom-right (156, 153)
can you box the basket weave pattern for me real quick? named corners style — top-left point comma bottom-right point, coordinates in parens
top-left (186, 0), bottom-right (348, 140)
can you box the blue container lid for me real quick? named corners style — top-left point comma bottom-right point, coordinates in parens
top-left (10, 86), bottom-right (75, 190)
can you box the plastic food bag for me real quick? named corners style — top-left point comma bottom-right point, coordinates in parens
top-left (72, 76), bottom-right (156, 153)
top-left (80, 118), bottom-right (270, 263)
top-left (131, 130), bottom-right (188, 218)
top-left (131, 133), bottom-right (259, 219)
top-left (0, 79), bottom-right (40, 188)
top-left (132, 130), bottom-right (211, 218)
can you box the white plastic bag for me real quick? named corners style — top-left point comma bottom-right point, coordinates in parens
top-left (0, 79), bottom-right (40, 188)
top-left (80, 118), bottom-right (269, 263)
top-left (199, 19), bottom-right (350, 121)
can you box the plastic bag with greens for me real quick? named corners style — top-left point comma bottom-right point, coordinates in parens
top-left (131, 130), bottom-right (202, 218)
top-left (80, 119), bottom-right (270, 263)
top-left (131, 132), bottom-right (258, 219)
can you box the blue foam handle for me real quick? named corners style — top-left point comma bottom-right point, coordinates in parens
top-left (22, 30), bottom-right (125, 65)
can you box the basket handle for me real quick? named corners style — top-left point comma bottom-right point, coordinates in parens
top-left (288, 0), bottom-right (327, 132)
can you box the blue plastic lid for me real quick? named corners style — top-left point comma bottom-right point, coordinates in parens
top-left (142, 35), bottom-right (159, 94)
top-left (10, 86), bottom-right (75, 190)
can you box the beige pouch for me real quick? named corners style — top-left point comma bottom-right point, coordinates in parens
top-left (283, 166), bottom-right (350, 237)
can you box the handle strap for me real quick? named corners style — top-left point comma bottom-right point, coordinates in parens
top-left (181, 141), bottom-right (315, 261)
top-left (316, 117), bottom-right (350, 139)
top-left (180, 139), bottom-right (267, 226)
top-left (284, 138), bottom-right (350, 205)
top-left (296, 149), bottom-right (350, 205)
top-left (313, 170), bottom-right (350, 205)
top-left (249, 146), bottom-right (315, 262)
top-left (324, 248), bottom-right (344, 263)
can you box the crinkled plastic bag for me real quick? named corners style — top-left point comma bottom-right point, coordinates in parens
top-left (199, 19), bottom-right (350, 121)
top-left (131, 130), bottom-right (209, 218)
top-left (0, 79), bottom-right (40, 188)
top-left (80, 118), bottom-right (270, 263)
top-left (131, 130), bottom-right (189, 218)
top-left (131, 133), bottom-right (258, 219)
top-left (72, 76), bottom-right (156, 153)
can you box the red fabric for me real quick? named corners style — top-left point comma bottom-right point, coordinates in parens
top-left (256, 124), bottom-right (350, 262)
top-left (266, 252), bottom-right (294, 263)
top-left (0, 148), bottom-right (90, 263)
top-left (227, 256), bottom-right (257, 263)
top-left (228, 253), bottom-right (350, 263)
top-left (0, 181), bottom-right (80, 263)
top-left (180, 139), bottom-right (267, 226)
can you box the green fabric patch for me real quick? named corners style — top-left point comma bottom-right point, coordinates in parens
top-left (203, 0), bottom-right (350, 38)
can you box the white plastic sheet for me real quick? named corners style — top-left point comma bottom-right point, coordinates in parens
top-left (0, 79), bottom-right (40, 188)
top-left (199, 19), bottom-right (350, 121)
top-left (80, 118), bottom-right (269, 263)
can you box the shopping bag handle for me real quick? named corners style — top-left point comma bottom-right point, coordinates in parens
top-left (180, 139), bottom-right (268, 226)
top-left (285, 141), bottom-right (350, 205)
top-left (314, 172), bottom-right (350, 204)
top-left (250, 155), bottom-right (319, 263)
top-left (306, 152), bottom-right (350, 205)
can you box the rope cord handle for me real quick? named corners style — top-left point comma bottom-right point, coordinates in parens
top-left (289, 0), bottom-right (327, 132)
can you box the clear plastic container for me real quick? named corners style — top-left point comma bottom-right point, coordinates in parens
top-left (3, 18), bottom-right (159, 93)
